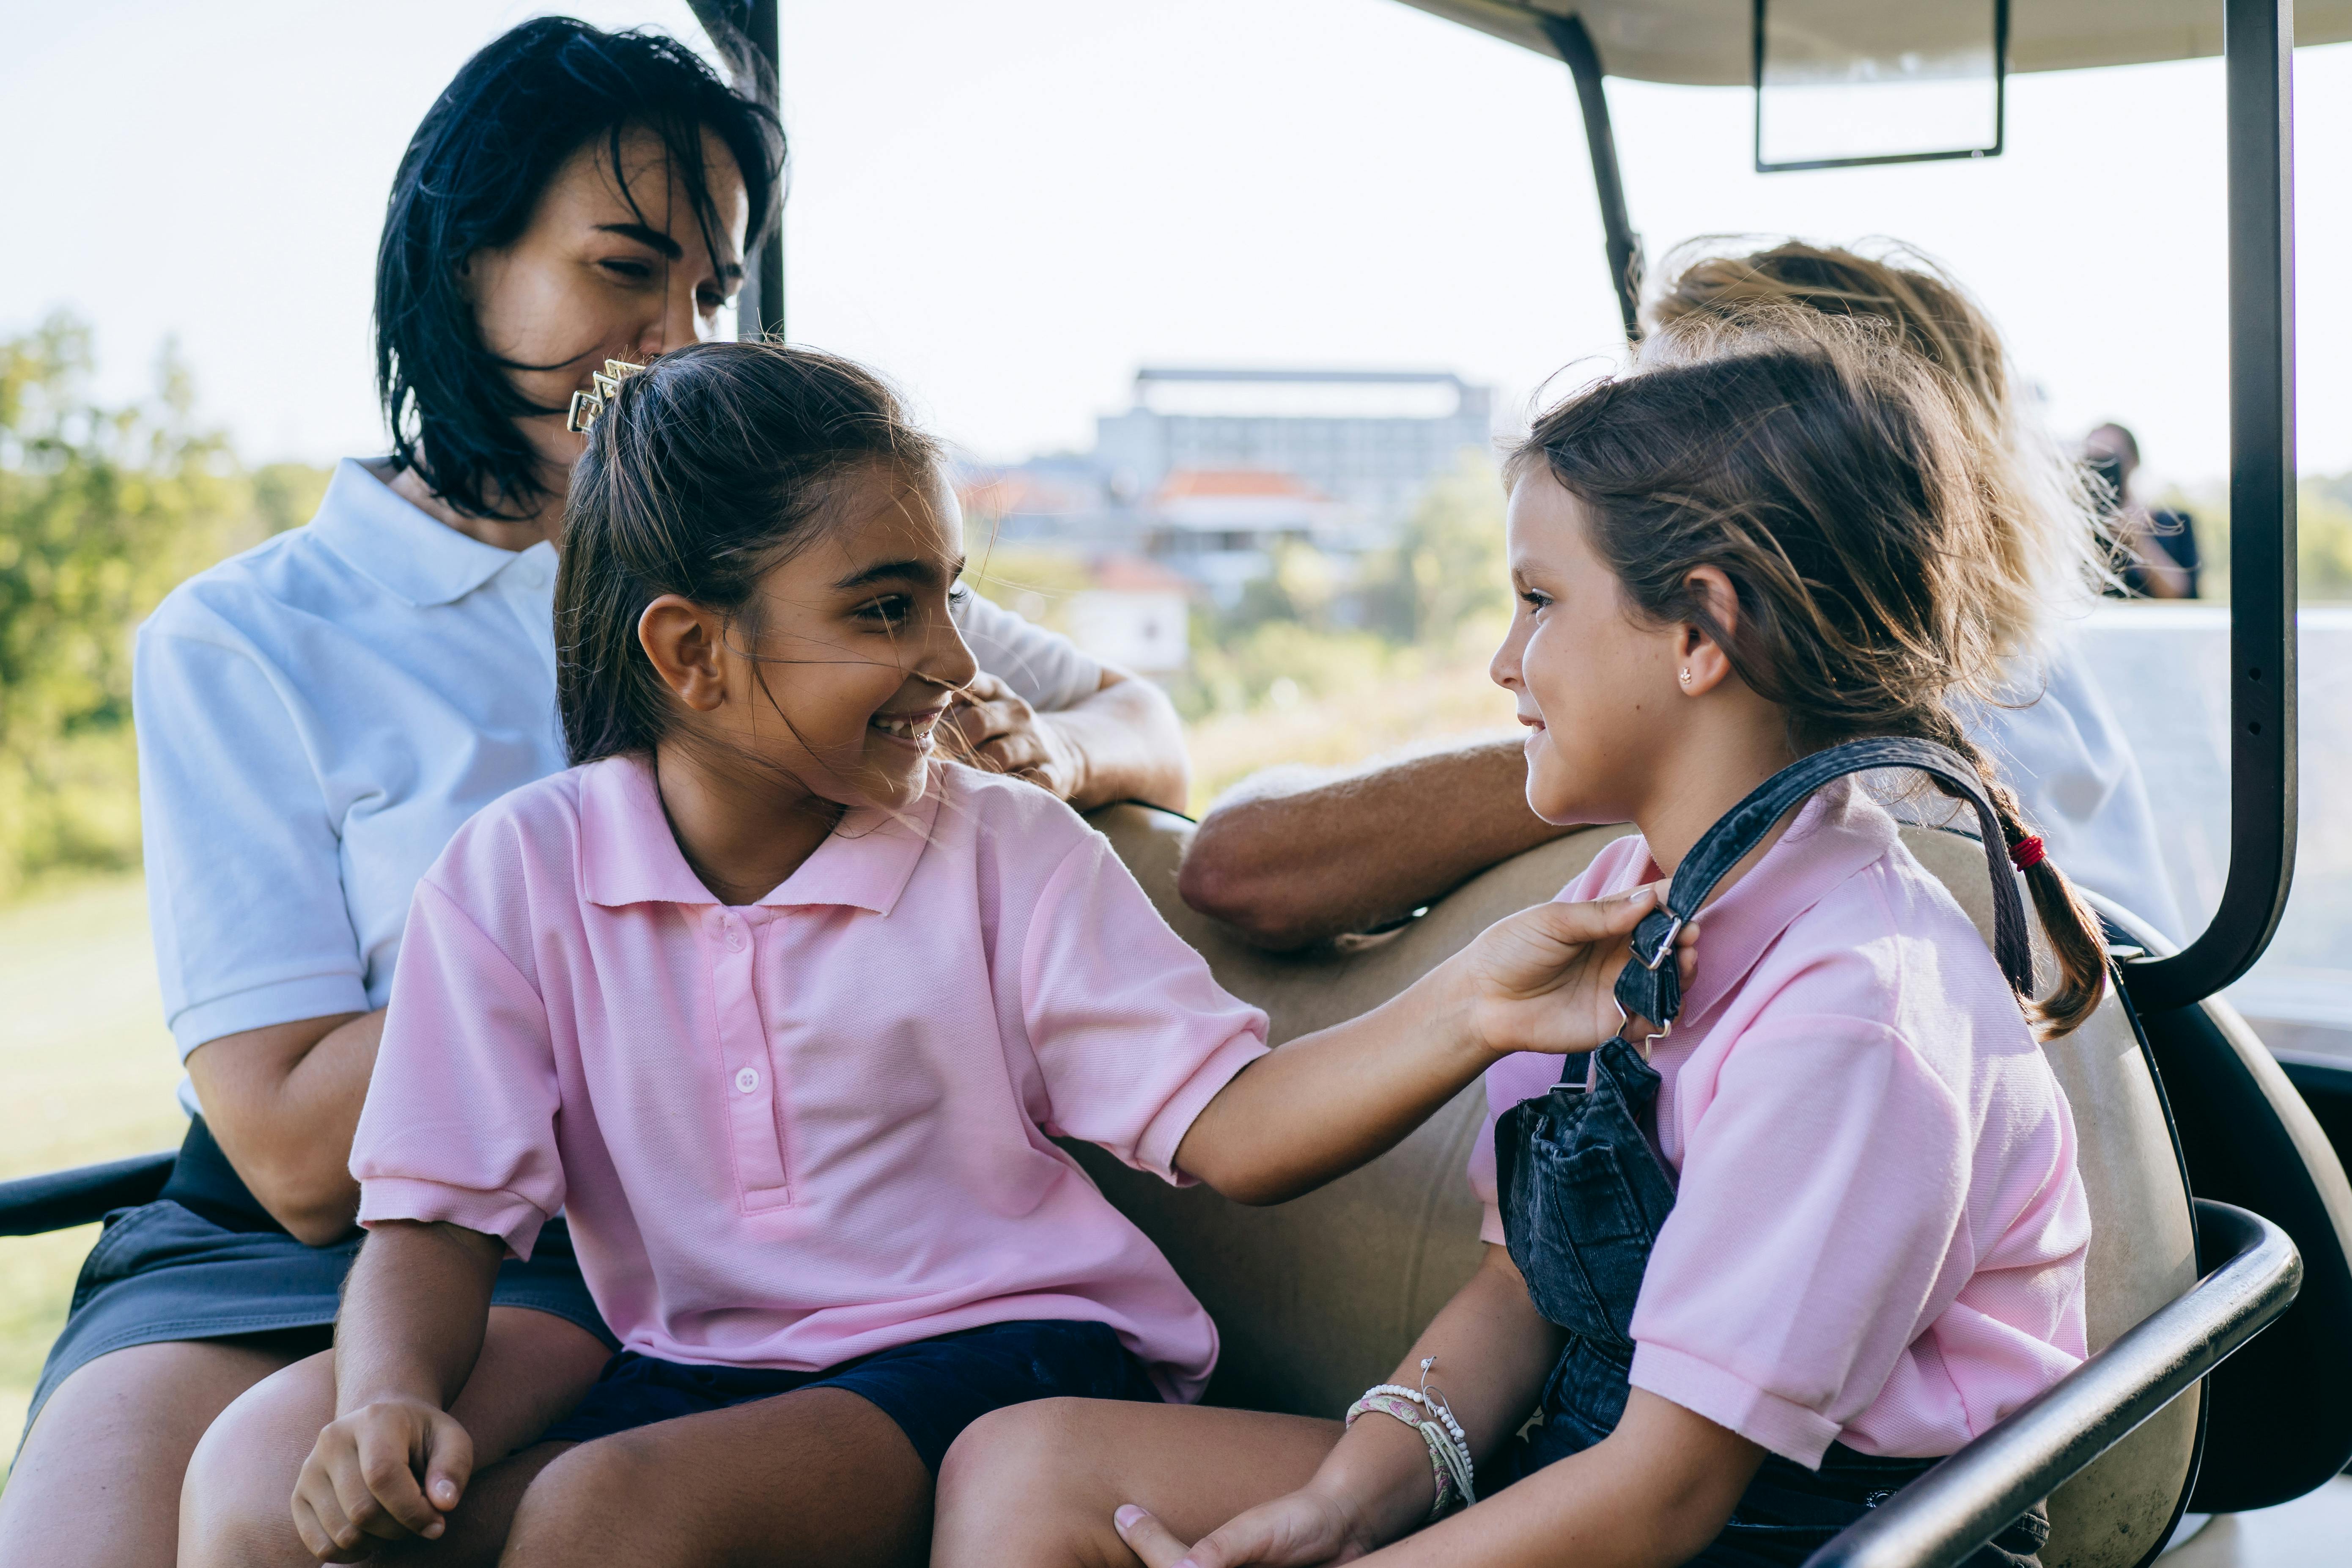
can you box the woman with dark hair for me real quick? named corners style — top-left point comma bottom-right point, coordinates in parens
top-left (0, 19), bottom-right (1183, 1568)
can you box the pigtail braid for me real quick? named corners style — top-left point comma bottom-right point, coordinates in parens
top-left (1909, 707), bottom-right (2109, 1038)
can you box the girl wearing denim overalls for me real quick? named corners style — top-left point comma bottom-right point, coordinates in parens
top-left (936, 314), bottom-right (2108, 1568)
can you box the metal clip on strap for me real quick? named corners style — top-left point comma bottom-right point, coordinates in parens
top-left (1608, 737), bottom-right (2035, 1038)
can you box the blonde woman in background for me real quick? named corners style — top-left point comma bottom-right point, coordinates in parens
top-left (1178, 239), bottom-right (2185, 950)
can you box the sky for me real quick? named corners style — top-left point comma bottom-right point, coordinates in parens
top-left (5, 0), bottom-right (2351, 488)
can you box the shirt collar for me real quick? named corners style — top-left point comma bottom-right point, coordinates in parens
top-left (1660, 777), bottom-right (1901, 1027)
top-left (578, 753), bottom-right (941, 916)
top-left (310, 458), bottom-right (552, 608)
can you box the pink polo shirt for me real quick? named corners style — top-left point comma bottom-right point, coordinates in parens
top-left (1469, 782), bottom-right (2091, 1466)
top-left (352, 756), bottom-right (1268, 1400)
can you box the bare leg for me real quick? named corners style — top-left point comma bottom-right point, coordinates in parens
top-left (497, 1385), bottom-right (934, 1568)
top-left (178, 1308), bottom-right (609, 1568)
top-left (0, 1335), bottom-right (310, 1568)
top-left (931, 1400), bottom-right (1340, 1568)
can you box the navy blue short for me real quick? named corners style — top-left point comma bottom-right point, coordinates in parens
top-left (540, 1318), bottom-right (1161, 1473)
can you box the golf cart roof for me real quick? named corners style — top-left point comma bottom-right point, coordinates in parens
top-left (1396, 0), bottom-right (2352, 85)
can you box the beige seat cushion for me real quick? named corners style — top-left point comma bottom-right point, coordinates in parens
top-left (1079, 806), bottom-right (2198, 1568)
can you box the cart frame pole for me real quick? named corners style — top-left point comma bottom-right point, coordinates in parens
top-left (686, 0), bottom-right (784, 340)
top-left (1541, 14), bottom-right (1643, 342)
top-left (2131, 0), bottom-right (2297, 1008)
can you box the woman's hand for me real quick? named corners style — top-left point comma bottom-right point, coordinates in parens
top-left (1457, 883), bottom-right (1699, 1060)
top-left (1113, 1488), bottom-right (1376, 1568)
top-left (946, 673), bottom-right (1087, 799)
top-left (290, 1395), bottom-right (475, 1561)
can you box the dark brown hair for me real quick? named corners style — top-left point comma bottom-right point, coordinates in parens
top-left (556, 341), bottom-right (939, 766)
top-left (1508, 319), bottom-right (2108, 1036)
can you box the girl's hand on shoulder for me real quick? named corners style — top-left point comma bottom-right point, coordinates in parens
top-left (1458, 881), bottom-right (1699, 1060)
top-left (1113, 1489), bottom-right (1375, 1568)
top-left (290, 1396), bottom-right (475, 1562)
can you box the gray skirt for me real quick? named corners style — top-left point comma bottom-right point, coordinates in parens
top-left (22, 1120), bottom-right (611, 1443)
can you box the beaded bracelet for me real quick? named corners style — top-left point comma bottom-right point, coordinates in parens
top-left (1345, 1376), bottom-right (1477, 1524)
top-left (1345, 1394), bottom-right (1454, 1520)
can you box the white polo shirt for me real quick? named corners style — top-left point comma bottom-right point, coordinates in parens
top-left (136, 459), bottom-right (1102, 1101)
top-left (1970, 638), bottom-right (2185, 944)
top-left (1894, 637), bottom-right (2185, 945)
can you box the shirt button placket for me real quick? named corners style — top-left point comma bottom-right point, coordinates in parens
top-left (711, 910), bottom-right (789, 1208)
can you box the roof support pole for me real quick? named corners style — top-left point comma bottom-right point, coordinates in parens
top-left (738, 0), bottom-right (784, 340)
top-left (686, 0), bottom-right (785, 340)
top-left (1541, 13), bottom-right (1643, 342)
top-left (2130, 0), bottom-right (2297, 1007)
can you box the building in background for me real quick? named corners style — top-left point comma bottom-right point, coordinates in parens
top-left (961, 364), bottom-right (1498, 640)
top-left (1065, 556), bottom-right (1191, 674)
top-left (1144, 468), bottom-right (1347, 607)
top-left (1097, 367), bottom-right (1493, 543)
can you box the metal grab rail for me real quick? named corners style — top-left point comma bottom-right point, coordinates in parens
top-left (1802, 1201), bottom-right (2302, 1568)
top-left (0, 1150), bottom-right (176, 1238)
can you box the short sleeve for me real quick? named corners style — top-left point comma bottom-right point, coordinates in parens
top-left (351, 875), bottom-right (565, 1258)
top-left (1626, 1017), bottom-right (1972, 1465)
top-left (1016, 835), bottom-right (1268, 1181)
top-left (952, 588), bottom-right (1105, 712)
top-left (136, 622), bottom-right (369, 1058)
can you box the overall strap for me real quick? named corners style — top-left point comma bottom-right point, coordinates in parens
top-left (1611, 737), bottom-right (2034, 1033)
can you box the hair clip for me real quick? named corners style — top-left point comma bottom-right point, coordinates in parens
top-left (565, 358), bottom-right (648, 434)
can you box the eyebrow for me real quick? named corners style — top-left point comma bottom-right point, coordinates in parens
top-left (835, 556), bottom-right (966, 593)
top-left (595, 222), bottom-right (744, 282)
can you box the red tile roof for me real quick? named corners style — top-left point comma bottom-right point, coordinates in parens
top-left (1154, 468), bottom-right (1331, 503)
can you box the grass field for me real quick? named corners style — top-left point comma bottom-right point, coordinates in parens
top-left (0, 668), bottom-right (1514, 1487)
top-left (0, 876), bottom-right (192, 1468)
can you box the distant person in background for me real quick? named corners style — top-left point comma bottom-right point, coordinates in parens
top-left (0, 21), bottom-right (1183, 1568)
top-left (1178, 240), bottom-right (2186, 950)
top-left (2086, 422), bottom-right (2200, 599)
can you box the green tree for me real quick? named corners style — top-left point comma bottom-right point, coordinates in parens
top-left (1384, 449), bottom-right (1510, 651)
top-left (0, 314), bottom-right (261, 898)
top-left (2154, 476), bottom-right (2352, 603)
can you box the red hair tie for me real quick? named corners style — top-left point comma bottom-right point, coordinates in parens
top-left (2009, 835), bottom-right (2047, 871)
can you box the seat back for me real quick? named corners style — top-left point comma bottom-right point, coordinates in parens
top-left (2099, 895), bottom-right (2352, 1512)
top-left (1080, 806), bottom-right (2199, 1568)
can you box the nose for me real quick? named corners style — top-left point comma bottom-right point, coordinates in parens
top-left (929, 609), bottom-right (980, 695)
top-left (632, 273), bottom-right (711, 362)
top-left (1490, 618), bottom-right (1526, 692)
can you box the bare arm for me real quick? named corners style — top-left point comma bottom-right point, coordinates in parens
top-left (1175, 887), bottom-right (1691, 1205)
top-left (950, 667), bottom-right (1191, 815)
top-left (185, 1008), bottom-right (387, 1245)
top-left (1118, 1252), bottom-right (1763, 1568)
top-left (1048, 667), bottom-right (1190, 813)
top-left (288, 1221), bottom-right (502, 1560)
top-left (1179, 736), bottom-right (1574, 951)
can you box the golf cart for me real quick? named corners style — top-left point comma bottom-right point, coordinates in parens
top-left (4, 5), bottom-right (2347, 1566)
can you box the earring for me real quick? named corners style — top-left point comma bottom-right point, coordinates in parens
top-left (1679, 668), bottom-right (1692, 684)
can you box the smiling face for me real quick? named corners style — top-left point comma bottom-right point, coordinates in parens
top-left (1490, 468), bottom-right (1688, 827)
top-left (466, 123), bottom-right (749, 493)
top-left (685, 461), bottom-right (980, 814)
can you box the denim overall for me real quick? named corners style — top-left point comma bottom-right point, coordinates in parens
top-left (1489, 739), bottom-right (2054, 1568)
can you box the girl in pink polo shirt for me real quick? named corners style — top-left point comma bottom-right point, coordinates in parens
top-left (935, 315), bottom-right (2104, 1568)
top-left (267, 343), bottom-right (1699, 1568)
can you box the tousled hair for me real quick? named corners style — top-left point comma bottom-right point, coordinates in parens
top-left (557, 342), bottom-right (941, 766)
top-left (1507, 319), bottom-right (2108, 1037)
top-left (1645, 239), bottom-right (2107, 658)
top-left (376, 18), bottom-right (785, 519)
